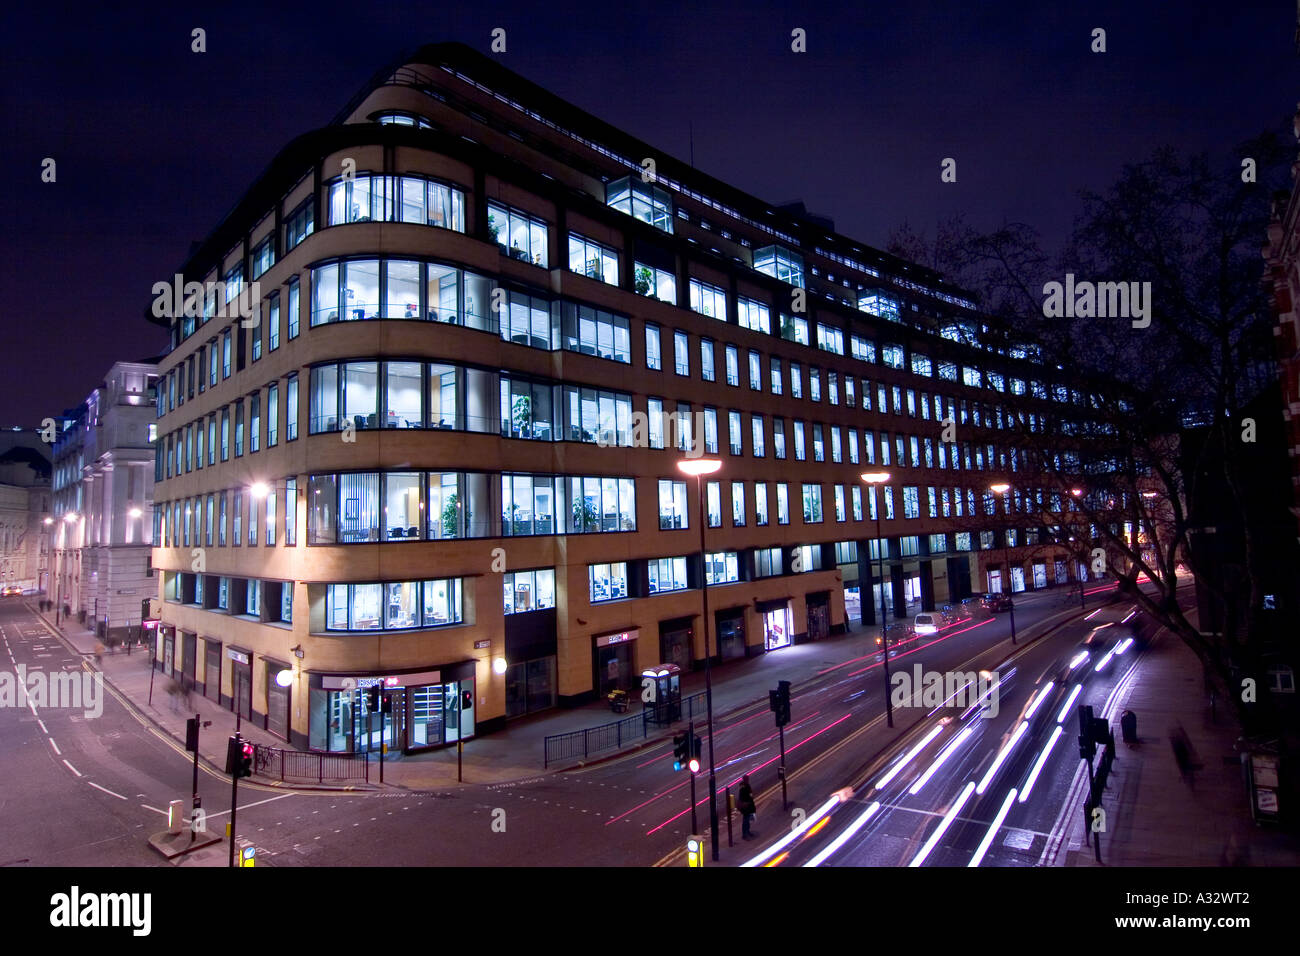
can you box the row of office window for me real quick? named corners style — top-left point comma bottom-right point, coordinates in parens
top-left (166, 572), bottom-right (293, 624)
top-left (156, 481), bottom-right (297, 549)
top-left (164, 147), bottom-right (1101, 437)
top-left (303, 471), bottom-right (637, 543)
top-left (157, 471), bottom-right (1067, 552)
top-left (161, 280), bottom-right (299, 419)
top-left (156, 378), bottom-right (299, 480)
top-left (306, 259), bottom-right (632, 362)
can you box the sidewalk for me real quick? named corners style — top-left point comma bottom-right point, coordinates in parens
top-left (26, 589), bottom-right (1082, 793)
top-left (1061, 624), bottom-right (1300, 866)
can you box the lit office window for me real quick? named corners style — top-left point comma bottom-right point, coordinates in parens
top-left (802, 483), bottom-right (823, 523)
top-left (737, 297), bottom-right (771, 334)
top-left (754, 245), bottom-right (804, 287)
top-left (689, 278), bottom-right (728, 321)
top-left (489, 201), bottom-right (548, 266)
top-left (648, 557), bottom-right (689, 594)
top-left (635, 262), bottom-right (676, 302)
top-left (645, 324), bottom-right (662, 370)
top-left (589, 563), bottom-right (629, 603)
top-left (503, 568), bottom-right (556, 615)
top-left (569, 233), bottom-right (619, 286)
top-left (606, 176), bottom-right (673, 233)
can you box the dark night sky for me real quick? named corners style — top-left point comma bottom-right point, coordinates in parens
top-left (2, 0), bottom-right (1297, 424)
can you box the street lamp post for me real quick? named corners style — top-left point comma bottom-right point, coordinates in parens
top-left (678, 457), bottom-right (723, 862)
top-left (861, 473), bottom-right (893, 727)
top-left (989, 484), bottom-right (1017, 645)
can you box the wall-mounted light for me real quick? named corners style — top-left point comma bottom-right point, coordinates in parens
top-left (493, 657), bottom-right (507, 675)
top-left (275, 668), bottom-right (294, 688)
top-left (128, 507), bottom-right (143, 518)
top-left (249, 481), bottom-right (270, 498)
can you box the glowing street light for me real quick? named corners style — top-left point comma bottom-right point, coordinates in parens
top-left (676, 455), bottom-right (723, 861)
top-left (860, 471), bottom-right (894, 727)
top-left (249, 481), bottom-right (270, 499)
top-left (988, 483), bottom-right (1018, 645)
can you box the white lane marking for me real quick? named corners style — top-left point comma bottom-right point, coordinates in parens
top-left (48, 738), bottom-right (61, 755)
top-left (62, 759), bottom-right (82, 777)
top-left (36, 719), bottom-right (47, 734)
top-left (140, 804), bottom-right (168, 816)
top-left (87, 781), bottom-right (128, 800)
top-left (205, 792), bottom-right (295, 819)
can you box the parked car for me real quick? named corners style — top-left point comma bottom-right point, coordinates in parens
top-left (980, 592), bottom-right (1014, 612)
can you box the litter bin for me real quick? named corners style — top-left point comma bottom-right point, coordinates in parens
top-left (1120, 709), bottom-right (1138, 744)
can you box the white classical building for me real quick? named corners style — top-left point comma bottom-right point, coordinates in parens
top-left (51, 360), bottom-right (160, 641)
top-left (0, 432), bottom-right (51, 592)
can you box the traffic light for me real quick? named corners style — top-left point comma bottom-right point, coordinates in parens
top-left (673, 733), bottom-right (689, 771)
top-left (225, 735), bottom-right (253, 777)
top-left (770, 680), bottom-right (791, 727)
top-left (366, 686), bottom-right (380, 711)
top-left (688, 734), bottom-right (702, 774)
top-left (224, 736), bottom-right (254, 778)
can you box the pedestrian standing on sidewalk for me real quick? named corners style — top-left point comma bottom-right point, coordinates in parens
top-left (738, 774), bottom-right (757, 839)
top-left (1169, 724), bottom-right (1195, 789)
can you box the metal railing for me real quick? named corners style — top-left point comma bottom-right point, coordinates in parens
top-left (543, 691), bottom-right (709, 768)
top-left (252, 743), bottom-right (371, 783)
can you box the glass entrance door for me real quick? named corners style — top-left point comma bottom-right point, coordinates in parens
top-left (383, 688), bottom-right (406, 752)
top-left (764, 606), bottom-right (792, 650)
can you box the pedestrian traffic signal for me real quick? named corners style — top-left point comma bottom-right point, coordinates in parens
top-left (673, 733), bottom-right (689, 771)
top-left (366, 686), bottom-right (380, 711)
top-left (461, 690), bottom-right (473, 709)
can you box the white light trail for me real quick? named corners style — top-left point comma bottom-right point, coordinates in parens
top-left (1056, 684), bottom-right (1083, 723)
top-left (910, 725), bottom-right (976, 796)
top-left (968, 788), bottom-right (1019, 867)
top-left (803, 802), bottom-right (882, 867)
top-left (1018, 726), bottom-right (1064, 803)
top-left (874, 724), bottom-right (945, 792)
top-left (1024, 682), bottom-right (1055, 721)
top-left (909, 782), bottom-right (977, 867)
top-left (976, 721), bottom-right (1029, 795)
top-left (740, 794), bottom-right (843, 868)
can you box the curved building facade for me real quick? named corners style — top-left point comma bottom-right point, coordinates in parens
top-left (149, 44), bottom-right (1088, 752)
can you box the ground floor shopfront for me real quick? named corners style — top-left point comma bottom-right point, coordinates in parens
top-left (578, 588), bottom-right (844, 704)
top-left (152, 624), bottom-right (482, 754)
top-left (306, 664), bottom-right (477, 754)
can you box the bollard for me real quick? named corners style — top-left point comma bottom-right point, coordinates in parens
top-left (1120, 710), bottom-right (1138, 744)
top-left (167, 799), bottom-right (184, 836)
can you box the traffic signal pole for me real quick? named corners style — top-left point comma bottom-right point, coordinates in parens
top-left (228, 733), bottom-right (241, 868)
top-left (687, 720), bottom-right (698, 835)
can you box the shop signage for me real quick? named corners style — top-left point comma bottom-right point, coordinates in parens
top-left (474, 640), bottom-right (491, 649)
top-left (322, 669), bottom-right (441, 690)
top-left (227, 648), bottom-right (250, 665)
top-left (595, 628), bottom-right (639, 648)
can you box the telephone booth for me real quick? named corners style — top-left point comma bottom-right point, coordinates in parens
top-left (641, 663), bottom-right (682, 725)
